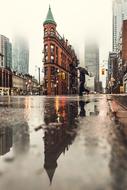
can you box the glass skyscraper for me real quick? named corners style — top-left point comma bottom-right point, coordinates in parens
top-left (85, 42), bottom-right (100, 91)
top-left (12, 36), bottom-right (29, 74)
top-left (0, 35), bottom-right (12, 69)
top-left (85, 42), bottom-right (99, 81)
top-left (112, 0), bottom-right (127, 52)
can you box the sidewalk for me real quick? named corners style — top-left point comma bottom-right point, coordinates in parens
top-left (107, 95), bottom-right (127, 128)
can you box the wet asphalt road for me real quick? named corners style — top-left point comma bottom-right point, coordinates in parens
top-left (0, 94), bottom-right (127, 190)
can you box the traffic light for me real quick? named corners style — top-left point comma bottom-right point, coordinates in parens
top-left (101, 68), bottom-right (105, 75)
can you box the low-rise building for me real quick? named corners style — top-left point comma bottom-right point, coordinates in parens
top-left (12, 73), bottom-right (25, 95)
top-left (0, 67), bottom-right (12, 95)
top-left (12, 73), bottom-right (38, 95)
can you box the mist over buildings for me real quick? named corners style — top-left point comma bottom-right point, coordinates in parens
top-left (0, 0), bottom-right (112, 76)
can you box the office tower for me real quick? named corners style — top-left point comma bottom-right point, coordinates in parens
top-left (0, 35), bottom-right (12, 69)
top-left (85, 42), bottom-right (99, 81)
top-left (85, 42), bottom-right (99, 91)
top-left (12, 36), bottom-right (29, 74)
top-left (112, 0), bottom-right (127, 52)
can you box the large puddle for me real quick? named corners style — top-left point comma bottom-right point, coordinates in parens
top-left (0, 95), bottom-right (127, 190)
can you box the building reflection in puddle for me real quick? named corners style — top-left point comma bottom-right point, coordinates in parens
top-left (0, 127), bottom-right (13, 156)
top-left (109, 120), bottom-right (127, 190)
top-left (0, 122), bottom-right (30, 158)
top-left (79, 99), bottom-right (100, 155)
top-left (0, 97), bottom-right (31, 157)
top-left (43, 97), bottom-right (79, 184)
top-left (13, 122), bottom-right (30, 155)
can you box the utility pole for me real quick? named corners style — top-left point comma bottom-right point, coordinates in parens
top-left (38, 67), bottom-right (40, 95)
top-left (35, 66), bottom-right (41, 95)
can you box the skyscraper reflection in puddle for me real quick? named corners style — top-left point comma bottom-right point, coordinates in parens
top-left (0, 97), bottom-right (31, 157)
top-left (0, 127), bottom-right (13, 156)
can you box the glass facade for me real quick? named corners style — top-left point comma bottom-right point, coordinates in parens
top-left (85, 42), bottom-right (99, 81)
top-left (0, 35), bottom-right (12, 69)
top-left (12, 37), bottom-right (29, 74)
top-left (113, 0), bottom-right (127, 52)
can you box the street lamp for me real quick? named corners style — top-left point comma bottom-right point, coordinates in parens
top-left (25, 80), bottom-right (32, 95)
top-left (25, 82), bottom-right (28, 95)
top-left (28, 80), bottom-right (32, 94)
top-left (35, 66), bottom-right (41, 95)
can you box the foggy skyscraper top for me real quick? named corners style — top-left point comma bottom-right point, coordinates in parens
top-left (12, 36), bottom-right (29, 74)
top-left (85, 41), bottom-right (99, 82)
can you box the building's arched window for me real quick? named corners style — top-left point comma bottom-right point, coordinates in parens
top-left (50, 44), bottom-right (55, 53)
top-left (44, 29), bottom-right (48, 37)
top-left (56, 47), bottom-right (58, 64)
top-left (51, 66), bottom-right (55, 75)
top-left (44, 44), bottom-right (48, 53)
top-left (45, 55), bottom-right (48, 63)
top-left (45, 44), bottom-right (48, 49)
top-left (50, 28), bottom-right (55, 36)
top-left (51, 55), bottom-right (54, 63)
top-left (50, 44), bottom-right (54, 49)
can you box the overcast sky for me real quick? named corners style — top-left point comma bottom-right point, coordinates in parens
top-left (0, 0), bottom-right (112, 78)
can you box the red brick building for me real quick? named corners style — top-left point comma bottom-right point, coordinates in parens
top-left (43, 6), bottom-right (79, 95)
top-left (122, 20), bottom-right (127, 92)
top-left (122, 20), bottom-right (127, 66)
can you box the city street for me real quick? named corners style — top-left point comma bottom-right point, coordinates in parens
top-left (0, 94), bottom-right (127, 190)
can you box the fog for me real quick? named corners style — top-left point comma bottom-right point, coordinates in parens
top-left (0, 0), bottom-right (112, 78)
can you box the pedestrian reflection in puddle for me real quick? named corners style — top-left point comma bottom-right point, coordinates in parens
top-left (79, 100), bottom-right (89, 117)
top-left (79, 99), bottom-right (99, 117)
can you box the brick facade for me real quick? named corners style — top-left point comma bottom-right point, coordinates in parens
top-left (43, 7), bottom-right (79, 95)
top-left (122, 20), bottom-right (127, 63)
